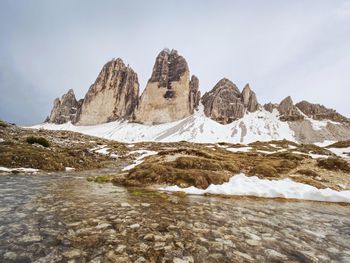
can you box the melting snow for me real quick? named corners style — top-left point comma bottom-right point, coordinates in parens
top-left (328, 147), bottom-right (350, 160)
top-left (122, 150), bottom-right (158, 171)
top-left (0, 167), bottom-right (39, 174)
top-left (159, 174), bottom-right (350, 203)
top-left (226, 147), bottom-right (252, 153)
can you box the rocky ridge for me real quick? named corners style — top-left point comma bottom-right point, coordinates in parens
top-left (296, 100), bottom-right (350, 123)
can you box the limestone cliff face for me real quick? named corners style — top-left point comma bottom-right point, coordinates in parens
top-left (48, 89), bottom-right (79, 124)
top-left (189, 75), bottom-right (201, 113)
top-left (201, 79), bottom-right (259, 124)
top-left (241, 84), bottom-right (258, 112)
top-left (134, 49), bottom-right (200, 124)
top-left (76, 58), bottom-right (139, 125)
top-left (296, 100), bottom-right (349, 123)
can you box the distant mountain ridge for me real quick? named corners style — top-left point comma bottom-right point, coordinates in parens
top-left (44, 48), bottom-right (350, 144)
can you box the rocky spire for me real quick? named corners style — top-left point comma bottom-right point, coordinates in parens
top-left (278, 96), bottom-right (303, 121)
top-left (201, 78), bottom-right (245, 124)
top-left (241, 84), bottom-right (258, 112)
top-left (75, 58), bottom-right (140, 125)
top-left (134, 49), bottom-right (199, 124)
top-left (47, 89), bottom-right (79, 124)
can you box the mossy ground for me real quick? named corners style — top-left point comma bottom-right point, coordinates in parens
top-left (327, 140), bottom-right (350, 148)
top-left (1, 120), bottom-right (349, 191)
top-left (0, 122), bottom-right (128, 172)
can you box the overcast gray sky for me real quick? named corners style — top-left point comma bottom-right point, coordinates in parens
top-left (1, 0), bottom-right (349, 125)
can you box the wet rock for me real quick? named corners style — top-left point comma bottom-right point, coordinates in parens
top-left (116, 244), bottom-right (127, 253)
top-left (246, 239), bottom-right (261, 246)
top-left (134, 256), bottom-right (146, 263)
top-left (106, 251), bottom-right (131, 262)
top-left (19, 234), bottom-right (42, 243)
top-left (143, 233), bottom-right (154, 241)
top-left (96, 223), bottom-right (111, 229)
top-left (63, 249), bottom-right (81, 259)
top-left (129, 223), bottom-right (140, 229)
top-left (173, 256), bottom-right (194, 263)
top-left (265, 249), bottom-right (288, 261)
top-left (3, 251), bottom-right (17, 260)
top-left (210, 241), bottom-right (224, 252)
top-left (154, 242), bottom-right (166, 251)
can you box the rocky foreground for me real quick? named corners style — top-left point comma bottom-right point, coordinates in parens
top-left (1, 120), bottom-right (350, 262)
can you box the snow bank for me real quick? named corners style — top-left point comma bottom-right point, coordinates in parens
top-left (30, 106), bottom-right (296, 144)
top-left (328, 147), bottom-right (350, 160)
top-left (0, 167), bottom-right (39, 174)
top-left (226, 147), bottom-right (252, 153)
top-left (159, 174), bottom-right (350, 203)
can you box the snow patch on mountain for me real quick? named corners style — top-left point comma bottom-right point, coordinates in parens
top-left (31, 106), bottom-right (297, 143)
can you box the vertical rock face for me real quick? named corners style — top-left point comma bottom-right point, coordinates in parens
top-left (76, 58), bottom-right (139, 125)
top-left (241, 84), bottom-right (258, 112)
top-left (189, 75), bottom-right (201, 113)
top-left (135, 49), bottom-right (199, 124)
top-left (296, 100), bottom-right (349, 123)
top-left (201, 79), bottom-right (259, 124)
top-left (278, 96), bottom-right (303, 121)
top-left (48, 89), bottom-right (79, 124)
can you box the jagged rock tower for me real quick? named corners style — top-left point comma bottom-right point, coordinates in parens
top-left (76, 58), bottom-right (139, 125)
top-left (47, 89), bottom-right (79, 124)
top-left (134, 49), bottom-right (200, 125)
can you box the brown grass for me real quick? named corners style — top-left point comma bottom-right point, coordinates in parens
top-left (317, 158), bottom-right (350, 172)
top-left (327, 140), bottom-right (350, 148)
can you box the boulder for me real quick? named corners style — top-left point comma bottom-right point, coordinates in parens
top-left (76, 58), bottom-right (139, 125)
top-left (47, 89), bottom-right (79, 124)
top-left (296, 100), bottom-right (349, 123)
top-left (134, 49), bottom-right (199, 124)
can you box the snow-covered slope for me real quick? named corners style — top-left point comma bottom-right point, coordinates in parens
top-left (32, 105), bottom-right (296, 143)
